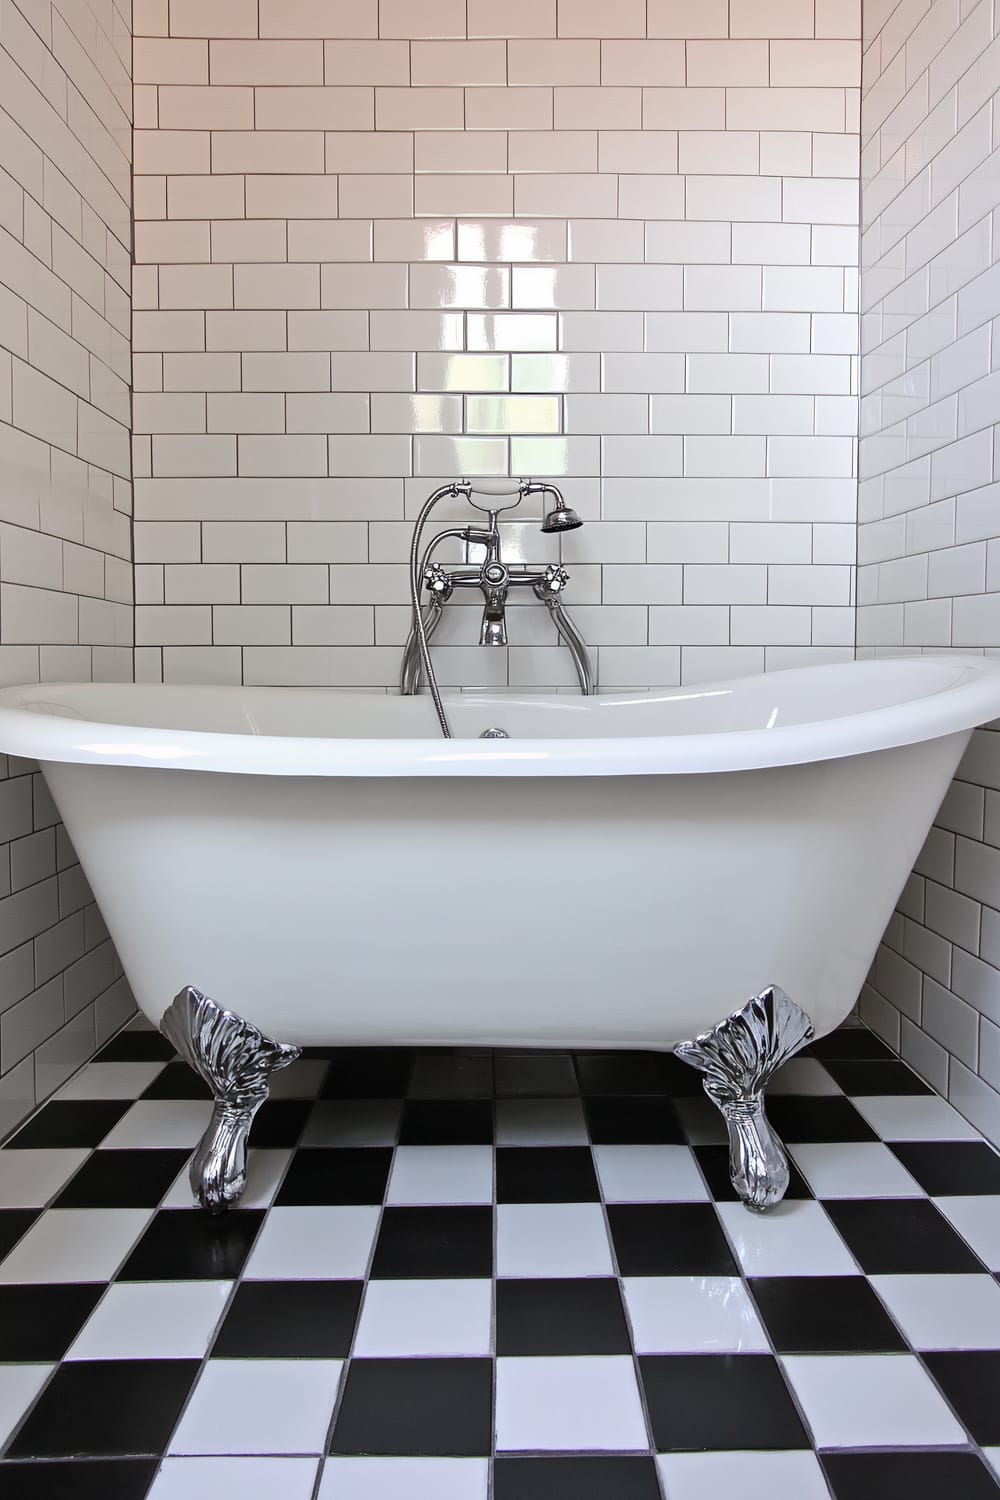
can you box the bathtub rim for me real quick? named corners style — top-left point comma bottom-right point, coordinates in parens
top-left (0, 655), bottom-right (997, 778)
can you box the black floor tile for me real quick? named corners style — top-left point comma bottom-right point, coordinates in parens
top-left (493, 1456), bottom-right (662, 1499)
top-left (494, 1052), bottom-right (579, 1097)
top-left (52, 1150), bottom-right (190, 1209)
top-left (889, 1140), bottom-right (1000, 1196)
top-left (694, 1144), bottom-right (812, 1202)
top-left (821, 1059), bottom-right (933, 1095)
top-left (923, 1351), bottom-right (1000, 1444)
top-left (807, 1029), bottom-right (898, 1062)
top-left (6, 1359), bottom-right (200, 1457)
top-left (6, 1102), bottom-right (131, 1149)
top-left (117, 1209), bottom-right (265, 1281)
top-left (821, 1451), bottom-right (1000, 1500)
top-left (370, 1206), bottom-right (493, 1278)
top-left (247, 1099), bottom-right (311, 1148)
top-left (496, 1277), bottom-right (631, 1355)
top-left (322, 1049), bottom-right (414, 1099)
top-left (639, 1353), bottom-right (809, 1450)
top-left (584, 1097), bottom-right (685, 1144)
top-left (607, 1203), bottom-right (739, 1276)
top-left (212, 1279), bottom-right (363, 1357)
top-left (0, 1284), bottom-right (104, 1361)
top-left (96, 1032), bottom-right (175, 1062)
top-left (824, 1198), bottom-right (986, 1273)
top-left (496, 1147), bottom-right (599, 1203)
top-left (763, 1096), bottom-right (879, 1143)
top-left (575, 1051), bottom-right (669, 1095)
top-left (0, 1459), bottom-right (160, 1499)
top-left (0, 1209), bottom-right (39, 1261)
top-left (659, 1053), bottom-right (707, 1097)
top-left (398, 1100), bottom-right (494, 1145)
top-left (330, 1357), bottom-right (492, 1455)
top-left (274, 1147), bottom-right (391, 1206)
top-left (748, 1276), bottom-right (908, 1353)
top-left (140, 1061), bottom-right (211, 1100)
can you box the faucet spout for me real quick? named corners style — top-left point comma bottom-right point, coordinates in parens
top-left (479, 560), bottom-right (509, 645)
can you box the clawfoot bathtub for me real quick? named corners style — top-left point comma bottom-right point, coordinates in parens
top-left (1, 655), bottom-right (999, 1213)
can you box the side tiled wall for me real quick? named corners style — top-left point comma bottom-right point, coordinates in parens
top-left (0, 0), bottom-right (134, 1134)
top-left (859, 0), bottom-right (1000, 1144)
top-left (132, 0), bottom-right (861, 693)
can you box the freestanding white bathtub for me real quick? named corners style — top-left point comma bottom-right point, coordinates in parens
top-left (0, 654), bottom-right (998, 1213)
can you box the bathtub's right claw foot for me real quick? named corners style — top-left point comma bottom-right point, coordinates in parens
top-left (674, 985), bottom-right (814, 1212)
top-left (160, 985), bottom-right (300, 1213)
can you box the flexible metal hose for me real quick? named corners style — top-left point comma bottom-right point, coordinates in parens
top-left (408, 483), bottom-right (469, 738)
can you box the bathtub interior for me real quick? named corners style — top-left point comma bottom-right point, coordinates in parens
top-left (3, 655), bottom-right (995, 743)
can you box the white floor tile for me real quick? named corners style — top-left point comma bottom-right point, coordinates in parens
top-left (767, 1059), bottom-right (842, 1096)
top-left (269, 1061), bottom-right (331, 1099)
top-left (657, 1450), bottom-right (831, 1500)
top-left (244, 1206), bottom-right (379, 1280)
top-left (0, 1364), bottom-right (52, 1446)
top-left (161, 1150), bottom-right (291, 1211)
top-left (852, 1095), bottom-right (981, 1140)
top-left (933, 1195), bottom-right (1000, 1270)
top-left (494, 1099), bottom-right (588, 1146)
top-left (353, 1279), bottom-right (492, 1357)
top-left (594, 1145), bottom-right (709, 1203)
top-left (496, 1202), bottom-right (613, 1277)
top-left (0, 1148), bottom-right (90, 1207)
top-left (386, 1146), bottom-right (493, 1206)
top-left (149, 1457), bottom-right (321, 1500)
top-left (622, 1276), bottom-right (770, 1353)
top-left (169, 1359), bottom-right (344, 1455)
top-left (871, 1274), bottom-right (1000, 1350)
top-left (715, 1200), bottom-right (859, 1276)
top-left (781, 1354), bottom-right (968, 1447)
top-left (100, 1100), bottom-right (213, 1149)
top-left (67, 1280), bottom-right (233, 1360)
top-left (0, 1209), bottom-right (151, 1283)
top-left (789, 1142), bottom-right (923, 1198)
top-left (495, 1356), bottom-right (647, 1451)
top-left (57, 1062), bottom-right (167, 1099)
top-left (301, 1101), bottom-right (400, 1147)
top-left (318, 1457), bottom-right (489, 1498)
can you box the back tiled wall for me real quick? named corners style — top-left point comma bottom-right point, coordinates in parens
top-left (132, 0), bottom-right (861, 693)
top-left (858, 0), bottom-right (1000, 1145)
top-left (0, 0), bottom-right (135, 1133)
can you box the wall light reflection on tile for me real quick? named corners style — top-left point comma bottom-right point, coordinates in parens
top-left (468, 314), bottom-right (558, 351)
top-left (465, 395), bottom-right (561, 434)
top-left (458, 219), bottom-right (567, 263)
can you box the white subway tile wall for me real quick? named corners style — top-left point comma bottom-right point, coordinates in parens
top-left (859, 0), bottom-right (1000, 1145)
top-left (132, 0), bottom-right (861, 693)
top-left (0, 0), bottom-right (135, 1134)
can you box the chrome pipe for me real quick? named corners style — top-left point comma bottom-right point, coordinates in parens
top-left (400, 599), bottom-right (445, 695)
top-left (543, 598), bottom-right (595, 695)
top-left (408, 482), bottom-right (471, 738)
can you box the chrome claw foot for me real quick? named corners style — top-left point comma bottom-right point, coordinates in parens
top-left (674, 985), bottom-right (814, 1213)
top-left (160, 986), bottom-right (300, 1213)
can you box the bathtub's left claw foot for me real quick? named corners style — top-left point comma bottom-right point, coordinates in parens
top-left (160, 986), bottom-right (300, 1213)
top-left (674, 985), bottom-right (814, 1213)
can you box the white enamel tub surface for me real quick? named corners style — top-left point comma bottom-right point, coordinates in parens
top-left (0, 656), bottom-right (998, 1054)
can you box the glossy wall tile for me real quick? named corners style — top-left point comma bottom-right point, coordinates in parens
top-left (131, 1), bottom-right (862, 693)
top-left (0, 0), bottom-right (136, 1136)
top-left (858, 0), bottom-right (1000, 1148)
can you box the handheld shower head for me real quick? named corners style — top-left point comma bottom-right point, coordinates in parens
top-left (540, 492), bottom-right (584, 533)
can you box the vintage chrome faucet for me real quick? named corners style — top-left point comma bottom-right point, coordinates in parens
top-left (401, 479), bottom-right (595, 737)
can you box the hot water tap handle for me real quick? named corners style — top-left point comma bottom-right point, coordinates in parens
top-left (423, 562), bottom-right (453, 600)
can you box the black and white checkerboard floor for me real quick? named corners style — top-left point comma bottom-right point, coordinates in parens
top-left (1, 1020), bottom-right (1000, 1499)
